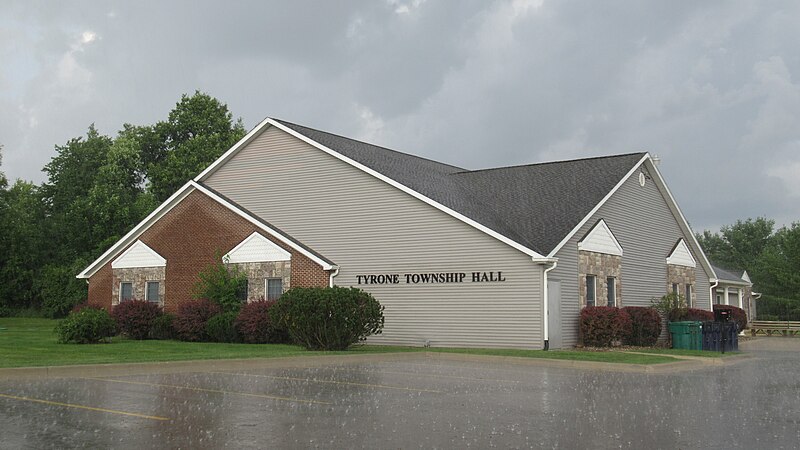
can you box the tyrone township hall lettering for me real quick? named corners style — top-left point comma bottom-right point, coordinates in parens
top-left (356, 272), bottom-right (506, 285)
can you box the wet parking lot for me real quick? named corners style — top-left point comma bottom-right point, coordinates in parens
top-left (1, 339), bottom-right (799, 449)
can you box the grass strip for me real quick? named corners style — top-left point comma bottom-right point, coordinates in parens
top-left (1, 318), bottom-right (675, 368)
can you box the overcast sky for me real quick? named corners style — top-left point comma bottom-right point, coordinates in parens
top-left (1, 0), bottom-right (799, 232)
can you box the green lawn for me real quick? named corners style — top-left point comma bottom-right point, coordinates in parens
top-left (0, 318), bottom-right (676, 368)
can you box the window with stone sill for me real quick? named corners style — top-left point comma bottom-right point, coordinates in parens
top-left (145, 281), bottom-right (160, 303)
top-left (266, 278), bottom-right (283, 301)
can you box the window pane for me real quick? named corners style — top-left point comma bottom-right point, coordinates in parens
top-left (607, 277), bottom-right (615, 307)
top-left (586, 276), bottom-right (595, 307)
top-left (236, 279), bottom-right (248, 302)
top-left (267, 278), bottom-right (283, 301)
top-left (121, 282), bottom-right (133, 301)
top-left (146, 282), bottom-right (159, 303)
top-left (672, 283), bottom-right (679, 295)
top-left (685, 284), bottom-right (692, 307)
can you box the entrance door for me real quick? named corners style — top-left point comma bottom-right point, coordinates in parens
top-left (548, 280), bottom-right (562, 350)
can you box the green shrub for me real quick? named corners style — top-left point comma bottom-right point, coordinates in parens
top-left (55, 308), bottom-right (117, 344)
top-left (149, 313), bottom-right (177, 340)
top-left (193, 254), bottom-right (247, 313)
top-left (206, 311), bottom-right (241, 343)
top-left (271, 287), bottom-right (385, 350)
top-left (38, 261), bottom-right (89, 318)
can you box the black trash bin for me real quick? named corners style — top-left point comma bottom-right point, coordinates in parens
top-left (702, 321), bottom-right (738, 352)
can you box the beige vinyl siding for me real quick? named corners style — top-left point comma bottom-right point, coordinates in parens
top-left (205, 125), bottom-right (544, 349)
top-left (551, 164), bottom-right (712, 348)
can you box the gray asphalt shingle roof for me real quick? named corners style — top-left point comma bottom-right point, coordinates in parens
top-left (711, 264), bottom-right (749, 283)
top-left (276, 119), bottom-right (645, 256)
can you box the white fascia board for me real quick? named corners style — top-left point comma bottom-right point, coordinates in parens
top-left (190, 182), bottom-right (335, 270)
top-left (548, 154), bottom-right (649, 257)
top-left (644, 159), bottom-right (715, 278)
top-left (262, 119), bottom-right (546, 259)
top-left (77, 182), bottom-right (197, 279)
top-left (578, 219), bottom-right (624, 256)
top-left (194, 117), bottom-right (272, 181)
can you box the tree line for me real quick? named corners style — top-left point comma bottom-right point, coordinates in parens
top-left (0, 92), bottom-right (245, 317)
top-left (697, 218), bottom-right (800, 320)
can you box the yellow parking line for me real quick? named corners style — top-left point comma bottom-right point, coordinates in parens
top-left (0, 392), bottom-right (169, 421)
top-left (212, 371), bottom-right (442, 393)
top-left (85, 377), bottom-right (331, 405)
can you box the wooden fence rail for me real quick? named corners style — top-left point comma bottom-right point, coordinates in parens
top-left (750, 321), bottom-right (800, 337)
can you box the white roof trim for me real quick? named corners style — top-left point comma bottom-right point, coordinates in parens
top-left (223, 232), bottom-right (291, 263)
top-left (191, 182), bottom-right (334, 270)
top-left (78, 181), bottom-right (334, 279)
top-left (549, 154), bottom-right (649, 257)
top-left (111, 240), bottom-right (166, 269)
top-left (578, 219), bottom-right (623, 256)
top-left (742, 271), bottom-right (751, 283)
top-left (77, 182), bottom-right (196, 279)
top-left (666, 239), bottom-right (697, 268)
top-left (195, 118), bottom-right (546, 259)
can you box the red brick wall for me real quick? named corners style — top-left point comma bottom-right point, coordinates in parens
top-left (87, 190), bottom-right (330, 312)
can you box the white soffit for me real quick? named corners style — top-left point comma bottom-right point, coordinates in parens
top-left (578, 220), bottom-right (623, 256)
top-left (111, 240), bottom-right (166, 269)
top-left (666, 239), bottom-right (696, 268)
top-left (224, 232), bottom-right (291, 263)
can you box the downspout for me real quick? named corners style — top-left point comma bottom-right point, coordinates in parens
top-left (328, 265), bottom-right (340, 288)
top-left (709, 278), bottom-right (719, 310)
top-left (535, 258), bottom-right (558, 351)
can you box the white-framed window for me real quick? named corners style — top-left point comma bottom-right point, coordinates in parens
top-left (120, 282), bottom-right (133, 302)
top-left (685, 284), bottom-right (693, 307)
top-left (607, 277), bottom-right (616, 307)
top-left (672, 283), bottom-right (679, 296)
top-left (586, 275), bottom-right (596, 307)
top-left (145, 281), bottom-right (160, 303)
top-left (266, 278), bottom-right (283, 301)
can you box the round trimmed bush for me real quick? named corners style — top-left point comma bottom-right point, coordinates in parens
top-left (580, 306), bottom-right (631, 347)
top-left (271, 287), bottom-right (384, 350)
top-left (174, 298), bottom-right (222, 341)
top-left (112, 300), bottom-right (163, 340)
top-left (55, 308), bottom-right (117, 344)
top-left (622, 306), bottom-right (662, 346)
top-left (713, 304), bottom-right (748, 331)
top-left (668, 307), bottom-right (714, 323)
top-left (206, 311), bottom-right (241, 343)
top-left (149, 313), bottom-right (177, 340)
top-left (235, 299), bottom-right (285, 344)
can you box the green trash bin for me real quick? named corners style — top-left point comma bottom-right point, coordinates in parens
top-left (669, 321), bottom-right (702, 350)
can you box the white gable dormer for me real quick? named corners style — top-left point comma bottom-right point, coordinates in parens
top-left (112, 240), bottom-right (166, 269)
top-left (666, 239), bottom-right (696, 268)
top-left (578, 220), bottom-right (623, 256)
top-left (224, 232), bottom-right (291, 263)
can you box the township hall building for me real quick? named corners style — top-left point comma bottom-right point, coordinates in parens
top-left (79, 118), bottom-right (722, 350)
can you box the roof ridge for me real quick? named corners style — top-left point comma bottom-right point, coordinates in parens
top-left (453, 152), bottom-right (647, 175)
top-left (273, 118), bottom-right (465, 171)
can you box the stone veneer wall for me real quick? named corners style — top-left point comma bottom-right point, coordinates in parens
top-left (666, 264), bottom-right (696, 306)
top-left (112, 267), bottom-right (166, 306)
top-left (578, 250), bottom-right (622, 307)
top-left (87, 190), bottom-right (330, 312)
top-left (229, 261), bottom-right (291, 300)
